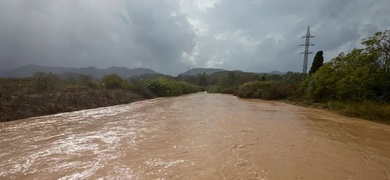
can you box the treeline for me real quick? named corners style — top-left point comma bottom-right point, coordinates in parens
top-left (0, 73), bottom-right (200, 121)
top-left (177, 71), bottom-right (305, 97)
top-left (177, 71), bottom-right (305, 100)
top-left (177, 30), bottom-right (390, 123)
top-left (0, 73), bottom-right (199, 98)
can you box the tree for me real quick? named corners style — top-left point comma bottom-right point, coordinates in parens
top-left (309, 51), bottom-right (324, 74)
top-left (197, 73), bottom-right (207, 87)
top-left (102, 74), bottom-right (124, 89)
top-left (32, 72), bottom-right (60, 93)
top-left (362, 30), bottom-right (390, 73)
top-left (227, 72), bottom-right (237, 87)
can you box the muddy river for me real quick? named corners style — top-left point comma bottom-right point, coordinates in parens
top-left (1, 93), bottom-right (389, 179)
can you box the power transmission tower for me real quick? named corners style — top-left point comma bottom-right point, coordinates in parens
top-left (300, 26), bottom-right (315, 73)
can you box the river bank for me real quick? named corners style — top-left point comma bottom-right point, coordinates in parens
top-left (0, 74), bottom-right (200, 122)
top-left (280, 99), bottom-right (390, 125)
top-left (0, 89), bottom-right (145, 122)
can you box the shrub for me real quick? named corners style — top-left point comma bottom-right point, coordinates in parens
top-left (144, 77), bottom-right (199, 97)
top-left (237, 81), bottom-right (297, 100)
top-left (79, 75), bottom-right (100, 89)
top-left (131, 82), bottom-right (155, 99)
top-left (237, 81), bottom-right (276, 98)
top-left (207, 85), bottom-right (221, 93)
top-left (31, 72), bottom-right (61, 93)
top-left (102, 74), bottom-right (125, 89)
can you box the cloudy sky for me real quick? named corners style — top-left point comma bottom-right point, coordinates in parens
top-left (0, 0), bottom-right (389, 75)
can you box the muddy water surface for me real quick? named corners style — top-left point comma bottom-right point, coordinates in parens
top-left (1, 93), bottom-right (390, 179)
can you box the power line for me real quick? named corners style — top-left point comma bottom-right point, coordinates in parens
top-left (299, 26), bottom-right (315, 73)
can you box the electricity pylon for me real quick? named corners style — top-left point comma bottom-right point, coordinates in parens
top-left (300, 26), bottom-right (315, 73)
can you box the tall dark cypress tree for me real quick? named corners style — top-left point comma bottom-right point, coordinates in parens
top-left (309, 51), bottom-right (324, 74)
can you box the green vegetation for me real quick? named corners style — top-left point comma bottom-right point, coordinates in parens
top-left (177, 71), bottom-right (303, 96)
top-left (296, 30), bottom-right (390, 123)
top-left (237, 81), bottom-right (276, 98)
top-left (299, 47), bottom-right (389, 102)
top-left (327, 101), bottom-right (390, 122)
top-left (178, 71), bottom-right (304, 99)
top-left (0, 73), bottom-right (199, 121)
top-left (237, 81), bottom-right (298, 100)
top-left (31, 72), bottom-right (61, 93)
top-left (308, 31), bottom-right (389, 97)
top-left (206, 85), bottom-right (221, 93)
top-left (102, 74), bottom-right (128, 90)
top-left (144, 77), bottom-right (199, 97)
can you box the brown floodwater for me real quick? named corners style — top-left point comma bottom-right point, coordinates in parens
top-left (1, 93), bottom-right (389, 180)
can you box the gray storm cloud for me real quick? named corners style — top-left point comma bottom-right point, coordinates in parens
top-left (182, 0), bottom-right (390, 72)
top-left (0, 0), bottom-right (389, 74)
top-left (0, 0), bottom-right (195, 75)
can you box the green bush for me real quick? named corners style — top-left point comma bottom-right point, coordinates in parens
top-left (207, 85), bottom-right (221, 93)
top-left (237, 81), bottom-right (276, 98)
top-left (237, 81), bottom-right (297, 100)
top-left (79, 75), bottom-right (100, 89)
top-left (131, 82), bottom-right (155, 99)
top-left (31, 72), bottom-right (61, 93)
top-left (144, 77), bottom-right (199, 97)
top-left (101, 73), bottom-right (133, 90)
top-left (102, 74), bottom-right (124, 89)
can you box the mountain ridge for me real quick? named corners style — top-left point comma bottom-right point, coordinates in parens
top-left (0, 65), bottom-right (158, 78)
top-left (0, 65), bottom-right (290, 78)
top-left (179, 68), bottom-right (227, 76)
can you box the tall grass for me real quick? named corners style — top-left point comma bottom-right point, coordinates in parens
top-left (328, 101), bottom-right (390, 123)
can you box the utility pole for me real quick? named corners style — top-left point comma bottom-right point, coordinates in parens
top-left (300, 26), bottom-right (315, 73)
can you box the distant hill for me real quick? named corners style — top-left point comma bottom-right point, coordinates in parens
top-left (0, 65), bottom-right (158, 78)
top-left (269, 71), bottom-right (287, 75)
top-left (179, 68), bottom-right (227, 76)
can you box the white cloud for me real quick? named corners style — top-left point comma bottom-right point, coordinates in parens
top-left (193, 0), bottom-right (222, 12)
top-left (253, 0), bottom-right (266, 5)
top-left (187, 18), bottom-right (209, 36)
